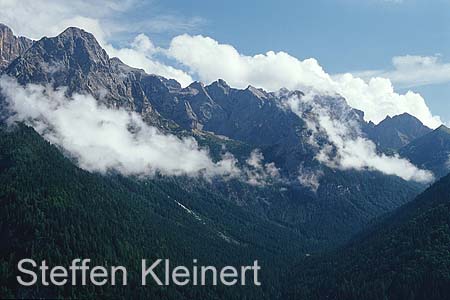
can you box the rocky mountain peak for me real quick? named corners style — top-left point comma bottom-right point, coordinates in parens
top-left (217, 78), bottom-right (229, 87)
top-left (5, 25), bottom-right (112, 86)
top-left (0, 23), bottom-right (13, 34)
top-left (246, 85), bottom-right (268, 99)
top-left (59, 27), bottom-right (95, 38)
top-left (188, 80), bottom-right (205, 89)
top-left (435, 124), bottom-right (450, 134)
top-left (205, 79), bottom-right (231, 100)
top-left (379, 113), bottom-right (431, 135)
top-left (366, 112), bottom-right (432, 150)
top-left (48, 26), bottom-right (109, 66)
top-left (0, 23), bottom-right (33, 69)
top-left (383, 113), bottom-right (424, 126)
top-left (186, 81), bottom-right (212, 97)
top-left (207, 79), bottom-right (231, 94)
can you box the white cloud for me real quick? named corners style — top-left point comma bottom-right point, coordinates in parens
top-left (333, 74), bottom-right (441, 128)
top-left (0, 76), bottom-right (239, 178)
top-left (0, 0), bottom-right (130, 40)
top-left (353, 55), bottom-right (450, 89)
top-left (286, 93), bottom-right (434, 183)
top-left (298, 164), bottom-right (323, 193)
top-left (103, 35), bottom-right (193, 87)
top-left (167, 34), bottom-right (442, 128)
top-left (167, 34), bottom-right (331, 92)
top-left (244, 149), bottom-right (280, 186)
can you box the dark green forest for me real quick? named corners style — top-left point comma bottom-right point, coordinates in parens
top-left (285, 169), bottom-right (450, 300)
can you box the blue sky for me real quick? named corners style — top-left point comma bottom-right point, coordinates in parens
top-left (1, 0), bottom-right (449, 125)
top-left (150, 0), bottom-right (449, 70)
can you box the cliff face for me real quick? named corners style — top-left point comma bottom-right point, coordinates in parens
top-left (0, 24), bottom-right (33, 69)
top-left (4, 27), bottom-right (177, 130)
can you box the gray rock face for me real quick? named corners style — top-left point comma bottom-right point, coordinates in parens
top-left (0, 24), bottom-right (33, 70)
top-left (365, 113), bottom-right (432, 151)
top-left (5, 27), bottom-right (178, 130)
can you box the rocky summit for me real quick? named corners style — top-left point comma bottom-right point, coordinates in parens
top-left (0, 23), bottom-right (33, 70)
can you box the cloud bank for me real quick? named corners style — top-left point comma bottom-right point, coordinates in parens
top-left (0, 76), bottom-right (238, 178)
top-left (286, 93), bottom-right (434, 183)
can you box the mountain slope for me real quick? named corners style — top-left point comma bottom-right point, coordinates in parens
top-left (285, 170), bottom-right (450, 300)
top-left (365, 113), bottom-right (432, 151)
top-left (400, 125), bottom-right (450, 179)
top-left (5, 27), bottom-right (180, 130)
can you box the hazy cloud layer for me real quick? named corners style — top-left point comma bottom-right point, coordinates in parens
top-left (0, 76), bottom-right (239, 178)
top-left (286, 93), bottom-right (434, 183)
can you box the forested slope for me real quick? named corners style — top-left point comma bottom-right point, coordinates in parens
top-left (286, 169), bottom-right (450, 300)
top-left (0, 124), bottom-right (312, 299)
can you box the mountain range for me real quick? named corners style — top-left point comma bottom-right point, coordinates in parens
top-left (0, 24), bottom-right (449, 299)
